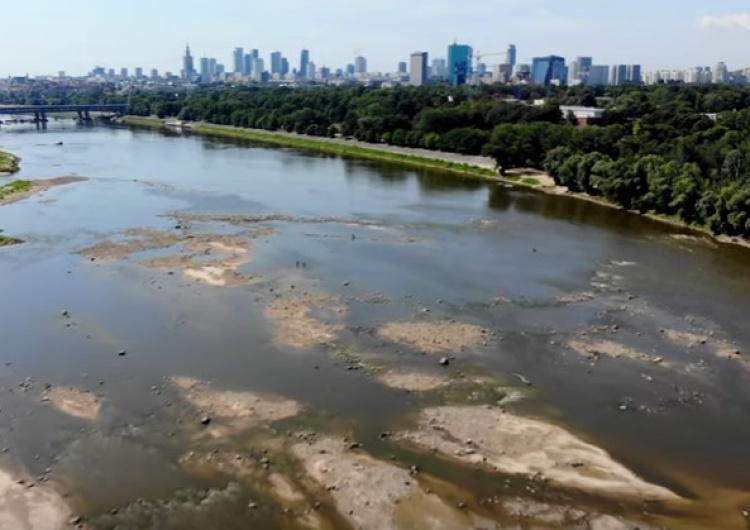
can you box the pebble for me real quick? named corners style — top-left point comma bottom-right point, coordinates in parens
top-left (68, 516), bottom-right (82, 525)
top-left (200, 415), bottom-right (211, 425)
top-left (248, 502), bottom-right (258, 509)
top-left (343, 281), bottom-right (350, 287)
top-left (118, 350), bottom-right (127, 356)
top-left (439, 357), bottom-right (450, 367)
top-left (61, 310), bottom-right (69, 318)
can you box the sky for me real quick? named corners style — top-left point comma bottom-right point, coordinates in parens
top-left (2, 0), bottom-right (750, 77)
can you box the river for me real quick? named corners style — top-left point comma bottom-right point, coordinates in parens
top-left (0, 122), bottom-right (749, 529)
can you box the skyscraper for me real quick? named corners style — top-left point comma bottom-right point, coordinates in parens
top-left (208, 58), bottom-right (217, 77)
top-left (243, 54), bottom-right (253, 76)
top-left (568, 56), bottom-right (592, 85)
top-left (432, 58), bottom-right (447, 79)
top-left (281, 58), bottom-right (290, 77)
top-left (715, 62), bottom-right (728, 83)
top-left (609, 64), bottom-right (628, 86)
top-left (505, 44), bottom-right (517, 69)
top-left (199, 57), bottom-right (210, 82)
top-left (120, 67), bottom-right (129, 78)
top-left (233, 47), bottom-right (244, 74)
top-left (271, 52), bottom-right (283, 75)
top-left (354, 56), bottom-right (367, 74)
top-left (300, 49), bottom-right (310, 79)
top-left (531, 56), bottom-right (566, 86)
top-left (410, 52), bottom-right (428, 86)
top-left (447, 43), bottom-right (473, 86)
top-left (346, 64), bottom-right (355, 76)
top-left (134, 67), bottom-right (143, 78)
top-left (307, 61), bottom-right (316, 79)
top-left (252, 58), bottom-right (264, 81)
top-left (586, 65), bottom-right (610, 86)
top-left (398, 62), bottom-right (407, 74)
top-left (626, 65), bottom-right (642, 84)
top-left (182, 45), bottom-right (195, 79)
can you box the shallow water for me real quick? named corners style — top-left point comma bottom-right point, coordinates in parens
top-left (1, 123), bottom-right (750, 528)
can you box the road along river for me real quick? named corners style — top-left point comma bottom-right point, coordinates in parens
top-left (0, 122), bottom-right (749, 529)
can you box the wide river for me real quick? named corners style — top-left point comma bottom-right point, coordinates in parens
top-left (0, 123), bottom-right (749, 529)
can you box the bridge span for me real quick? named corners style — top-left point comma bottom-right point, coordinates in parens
top-left (0, 104), bottom-right (128, 128)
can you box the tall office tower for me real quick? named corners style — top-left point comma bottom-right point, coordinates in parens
top-left (300, 49), bottom-right (310, 78)
top-left (626, 64), bottom-right (642, 84)
top-left (714, 62), bottom-right (728, 83)
top-left (431, 58), bottom-right (447, 79)
top-left (199, 57), bottom-right (210, 82)
top-left (252, 58), bottom-right (264, 81)
top-left (182, 44), bottom-right (195, 79)
top-left (271, 51), bottom-right (283, 75)
top-left (150, 68), bottom-right (159, 80)
top-left (208, 58), bottom-right (217, 77)
top-left (354, 56), bottom-right (367, 74)
top-left (609, 64), bottom-right (628, 86)
top-left (398, 61), bottom-right (407, 74)
top-left (409, 52), bottom-right (428, 85)
top-left (505, 44), bottom-right (517, 69)
top-left (447, 43), bottom-right (473, 86)
top-left (586, 65), bottom-right (610, 86)
top-left (346, 64), bottom-right (355, 76)
top-left (134, 67), bottom-right (143, 78)
top-left (243, 54), bottom-right (253, 75)
top-left (233, 47), bottom-right (244, 74)
top-left (281, 58), bottom-right (290, 77)
top-left (307, 61), bottom-right (316, 79)
top-left (120, 67), bottom-right (129, 78)
top-left (531, 55), bottom-right (567, 86)
top-left (568, 56), bottom-right (592, 85)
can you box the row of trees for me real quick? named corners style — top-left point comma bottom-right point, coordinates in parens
top-left (127, 83), bottom-right (750, 238)
top-left (8, 82), bottom-right (750, 237)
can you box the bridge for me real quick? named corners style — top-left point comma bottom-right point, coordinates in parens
top-left (0, 104), bottom-right (128, 127)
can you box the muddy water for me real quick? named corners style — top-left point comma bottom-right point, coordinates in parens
top-left (1, 124), bottom-right (750, 529)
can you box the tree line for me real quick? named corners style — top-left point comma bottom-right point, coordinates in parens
top-left (6, 82), bottom-right (750, 237)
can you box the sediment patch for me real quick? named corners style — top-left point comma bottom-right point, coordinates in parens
top-left (377, 370), bottom-right (450, 392)
top-left (42, 386), bottom-right (101, 421)
top-left (0, 467), bottom-right (71, 530)
top-left (378, 320), bottom-right (489, 355)
top-left (398, 406), bottom-right (678, 501)
top-left (264, 293), bottom-right (345, 350)
top-left (0, 176), bottom-right (87, 207)
top-left (171, 376), bottom-right (301, 437)
top-left (568, 339), bottom-right (669, 366)
top-left (292, 437), bottom-right (491, 530)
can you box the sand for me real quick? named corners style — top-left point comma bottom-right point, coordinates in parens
top-left (0, 176), bottom-right (87, 208)
top-left (378, 320), bottom-right (489, 355)
top-left (398, 406), bottom-right (678, 501)
top-left (171, 376), bottom-right (301, 437)
top-left (0, 468), bottom-right (70, 530)
top-left (568, 340), bottom-right (669, 366)
top-left (42, 387), bottom-right (100, 421)
top-left (264, 293), bottom-right (344, 350)
top-left (377, 371), bottom-right (450, 392)
top-left (292, 437), bottom-right (496, 530)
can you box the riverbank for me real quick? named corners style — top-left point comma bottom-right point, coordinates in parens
top-left (121, 116), bottom-right (508, 182)
top-left (120, 116), bottom-right (749, 250)
top-left (0, 149), bottom-right (20, 175)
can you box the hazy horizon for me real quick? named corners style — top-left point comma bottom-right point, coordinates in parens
top-left (2, 0), bottom-right (749, 77)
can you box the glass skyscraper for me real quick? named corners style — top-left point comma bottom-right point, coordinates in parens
top-left (531, 55), bottom-right (567, 86)
top-left (447, 43), bottom-right (472, 86)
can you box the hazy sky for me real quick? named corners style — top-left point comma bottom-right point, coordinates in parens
top-left (3, 0), bottom-right (750, 76)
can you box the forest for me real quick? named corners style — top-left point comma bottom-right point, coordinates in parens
top-left (8, 81), bottom-right (750, 237)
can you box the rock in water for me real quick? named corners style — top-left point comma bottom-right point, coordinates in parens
top-left (439, 357), bottom-right (450, 366)
top-left (200, 415), bottom-right (211, 425)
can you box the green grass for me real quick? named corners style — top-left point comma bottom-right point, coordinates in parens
top-left (121, 116), bottom-right (166, 129)
top-left (0, 234), bottom-right (23, 247)
top-left (191, 124), bottom-right (500, 180)
top-left (0, 179), bottom-right (32, 200)
top-left (521, 177), bottom-right (541, 186)
top-left (0, 150), bottom-right (20, 174)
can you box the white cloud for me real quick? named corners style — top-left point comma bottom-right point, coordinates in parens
top-left (698, 13), bottom-right (750, 30)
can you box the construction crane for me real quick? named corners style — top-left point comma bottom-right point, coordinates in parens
top-left (472, 51), bottom-right (507, 84)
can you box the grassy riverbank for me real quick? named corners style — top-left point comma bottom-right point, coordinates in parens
top-left (120, 116), bottom-right (167, 129)
top-left (0, 179), bottom-right (31, 200)
top-left (0, 150), bottom-right (20, 174)
top-left (193, 124), bottom-right (500, 180)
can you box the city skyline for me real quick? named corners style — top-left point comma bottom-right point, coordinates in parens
top-left (2, 0), bottom-right (750, 77)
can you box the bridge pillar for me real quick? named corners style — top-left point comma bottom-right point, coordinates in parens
top-left (84, 110), bottom-right (91, 121)
top-left (34, 112), bottom-right (41, 129)
top-left (40, 110), bottom-right (47, 129)
top-left (77, 110), bottom-right (83, 123)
